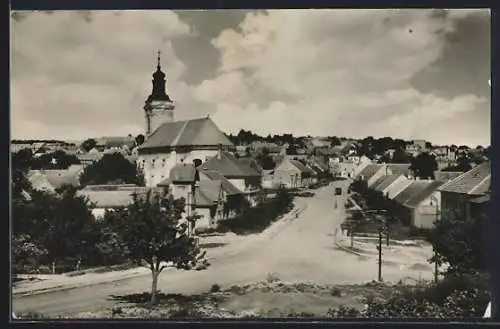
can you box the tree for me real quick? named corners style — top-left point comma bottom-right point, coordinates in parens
top-left (430, 207), bottom-right (486, 275)
top-left (135, 134), bottom-right (145, 147)
top-left (392, 148), bottom-right (410, 164)
top-left (455, 153), bottom-right (472, 172)
top-left (12, 149), bottom-right (33, 198)
top-left (410, 152), bottom-right (438, 179)
top-left (80, 153), bottom-right (144, 186)
top-left (80, 138), bottom-right (97, 152)
top-left (329, 136), bottom-right (341, 146)
top-left (12, 234), bottom-right (48, 275)
top-left (117, 191), bottom-right (208, 305)
top-left (256, 147), bottom-right (276, 170)
top-left (286, 144), bottom-right (298, 155)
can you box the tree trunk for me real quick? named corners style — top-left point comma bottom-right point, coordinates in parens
top-left (150, 270), bottom-right (160, 305)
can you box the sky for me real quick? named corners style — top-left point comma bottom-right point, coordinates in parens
top-left (11, 9), bottom-right (491, 147)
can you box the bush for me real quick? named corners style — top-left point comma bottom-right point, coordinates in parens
top-left (326, 272), bottom-right (490, 318)
top-left (218, 188), bottom-right (294, 234)
top-left (210, 284), bottom-right (221, 293)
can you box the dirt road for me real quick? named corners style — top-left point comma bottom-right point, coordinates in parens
top-left (13, 181), bottom-right (432, 316)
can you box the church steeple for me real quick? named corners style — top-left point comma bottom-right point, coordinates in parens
top-left (144, 49), bottom-right (176, 136)
top-left (147, 50), bottom-right (172, 103)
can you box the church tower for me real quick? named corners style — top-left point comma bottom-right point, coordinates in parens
top-left (144, 50), bottom-right (175, 136)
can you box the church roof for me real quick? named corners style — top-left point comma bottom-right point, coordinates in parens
top-left (139, 117), bottom-right (234, 151)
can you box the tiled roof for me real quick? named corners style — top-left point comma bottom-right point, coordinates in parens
top-left (199, 151), bottom-right (261, 178)
top-left (169, 163), bottom-right (197, 183)
top-left (290, 159), bottom-right (315, 174)
top-left (199, 170), bottom-right (242, 195)
top-left (358, 164), bottom-right (383, 181)
top-left (404, 181), bottom-right (445, 208)
top-left (393, 180), bottom-right (433, 205)
top-left (78, 186), bottom-right (163, 208)
top-left (387, 164), bottom-right (411, 175)
top-left (433, 171), bottom-right (464, 181)
top-left (374, 174), bottom-right (402, 192)
top-left (438, 161), bottom-right (491, 195)
top-left (371, 176), bottom-right (389, 191)
top-left (194, 180), bottom-right (222, 207)
top-left (139, 117), bottom-right (234, 150)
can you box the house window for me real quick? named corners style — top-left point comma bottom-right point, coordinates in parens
top-left (151, 159), bottom-right (156, 169)
top-left (162, 158), bottom-right (166, 167)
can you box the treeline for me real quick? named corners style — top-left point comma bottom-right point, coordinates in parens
top-left (12, 139), bottom-right (76, 146)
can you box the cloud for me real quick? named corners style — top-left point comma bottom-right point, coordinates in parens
top-left (11, 10), bottom-right (196, 140)
top-left (196, 9), bottom-right (490, 145)
top-left (11, 9), bottom-right (490, 146)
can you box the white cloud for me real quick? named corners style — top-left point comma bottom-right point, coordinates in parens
top-left (197, 9), bottom-right (490, 145)
top-left (10, 9), bottom-right (490, 146)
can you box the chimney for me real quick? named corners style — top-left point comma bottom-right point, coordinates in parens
top-left (217, 144), bottom-right (223, 160)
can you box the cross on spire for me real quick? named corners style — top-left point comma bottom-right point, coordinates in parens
top-left (157, 49), bottom-right (161, 69)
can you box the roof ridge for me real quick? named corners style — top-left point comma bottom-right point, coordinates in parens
top-left (468, 174), bottom-right (491, 195)
top-left (439, 161), bottom-right (490, 192)
top-left (171, 121), bottom-right (190, 147)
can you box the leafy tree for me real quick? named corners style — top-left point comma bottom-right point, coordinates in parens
top-left (425, 142), bottom-right (433, 149)
top-left (80, 153), bottom-right (144, 186)
top-left (455, 153), bottom-right (472, 172)
top-left (117, 191), bottom-right (208, 304)
top-left (329, 136), bottom-right (341, 146)
top-left (286, 144), bottom-right (298, 155)
top-left (256, 147), bottom-right (276, 170)
top-left (135, 134), bottom-right (145, 147)
top-left (430, 207), bottom-right (486, 274)
top-left (410, 152), bottom-right (438, 179)
top-left (80, 138), bottom-right (97, 152)
top-left (12, 234), bottom-right (48, 274)
top-left (392, 148), bottom-right (410, 164)
top-left (35, 188), bottom-right (102, 268)
top-left (12, 149), bottom-right (33, 198)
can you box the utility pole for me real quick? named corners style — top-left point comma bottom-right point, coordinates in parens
top-left (433, 203), bottom-right (440, 283)
top-left (378, 225), bottom-right (382, 281)
top-left (386, 220), bottom-right (390, 247)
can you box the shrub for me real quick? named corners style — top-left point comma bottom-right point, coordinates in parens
top-left (326, 272), bottom-right (490, 318)
top-left (210, 284), bottom-right (221, 293)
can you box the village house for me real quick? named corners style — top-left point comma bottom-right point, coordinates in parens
top-left (438, 161), bottom-right (490, 222)
top-left (390, 180), bottom-right (436, 227)
top-left (391, 180), bottom-right (445, 228)
top-left (192, 180), bottom-right (226, 230)
top-left (27, 164), bottom-right (85, 194)
top-left (272, 157), bottom-right (314, 189)
top-left (356, 164), bottom-right (385, 188)
top-left (137, 54), bottom-right (235, 188)
top-left (76, 184), bottom-right (165, 220)
top-left (379, 174), bottom-right (413, 200)
top-left (197, 148), bottom-right (262, 204)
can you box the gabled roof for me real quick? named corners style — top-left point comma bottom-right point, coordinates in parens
top-left (404, 181), bottom-right (445, 208)
top-left (199, 151), bottom-right (261, 178)
top-left (77, 186), bottom-right (164, 208)
top-left (194, 180), bottom-right (222, 207)
top-left (169, 163), bottom-right (197, 183)
top-left (374, 174), bottom-right (403, 192)
top-left (371, 176), bottom-right (389, 191)
top-left (199, 170), bottom-right (242, 195)
top-left (438, 161), bottom-right (491, 195)
top-left (387, 164), bottom-right (411, 175)
top-left (470, 194), bottom-right (490, 204)
top-left (393, 180), bottom-right (433, 205)
top-left (433, 170), bottom-right (464, 182)
top-left (290, 159), bottom-right (315, 174)
top-left (358, 164), bottom-right (383, 181)
top-left (139, 117), bottom-right (234, 150)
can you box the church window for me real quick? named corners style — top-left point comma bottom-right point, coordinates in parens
top-left (151, 159), bottom-right (156, 169)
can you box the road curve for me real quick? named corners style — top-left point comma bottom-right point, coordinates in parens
top-left (13, 181), bottom-right (367, 317)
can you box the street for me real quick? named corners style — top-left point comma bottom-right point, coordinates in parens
top-left (13, 180), bottom-right (432, 317)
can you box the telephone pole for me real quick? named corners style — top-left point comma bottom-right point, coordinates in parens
top-left (378, 225), bottom-right (382, 281)
top-left (434, 203), bottom-right (440, 283)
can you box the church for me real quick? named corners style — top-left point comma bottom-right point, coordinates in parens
top-left (137, 51), bottom-right (235, 187)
